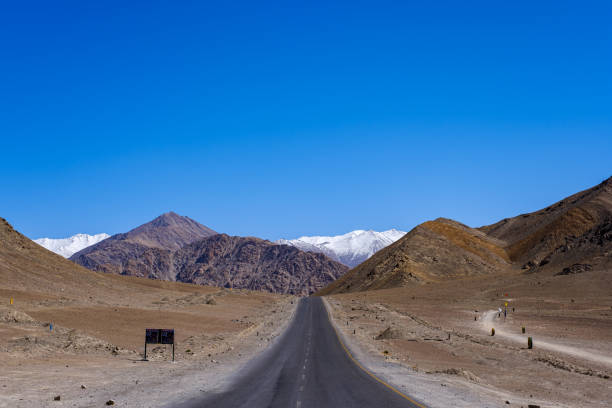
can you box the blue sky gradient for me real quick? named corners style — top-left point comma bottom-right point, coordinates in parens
top-left (1, 1), bottom-right (610, 240)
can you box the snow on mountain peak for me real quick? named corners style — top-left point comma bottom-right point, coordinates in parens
top-left (276, 229), bottom-right (406, 267)
top-left (34, 233), bottom-right (110, 258)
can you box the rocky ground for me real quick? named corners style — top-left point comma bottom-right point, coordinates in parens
top-left (0, 287), bottom-right (297, 408)
top-left (324, 268), bottom-right (612, 408)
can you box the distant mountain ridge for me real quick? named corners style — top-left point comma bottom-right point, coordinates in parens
top-left (71, 212), bottom-right (348, 295)
top-left (276, 229), bottom-right (406, 267)
top-left (34, 233), bottom-right (110, 258)
top-left (70, 212), bottom-right (218, 281)
top-left (107, 211), bottom-right (217, 250)
top-left (318, 176), bottom-right (612, 295)
top-left (175, 234), bottom-right (348, 295)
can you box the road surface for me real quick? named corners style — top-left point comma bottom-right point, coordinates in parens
top-left (177, 297), bottom-right (425, 408)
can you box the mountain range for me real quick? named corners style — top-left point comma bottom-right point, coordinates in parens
top-left (276, 229), bottom-right (406, 267)
top-left (318, 176), bottom-right (612, 295)
top-left (18, 176), bottom-right (612, 297)
top-left (34, 233), bottom-right (110, 258)
top-left (38, 228), bottom-right (405, 269)
top-left (70, 212), bottom-right (348, 295)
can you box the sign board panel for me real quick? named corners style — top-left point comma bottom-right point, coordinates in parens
top-left (145, 329), bottom-right (174, 344)
top-left (146, 329), bottom-right (160, 344)
top-left (144, 328), bottom-right (175, 361)
top-left (160, 329), bottom-right (174, 344)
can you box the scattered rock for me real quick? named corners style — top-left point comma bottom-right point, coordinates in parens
top-left (430, 368), bottom-right (480, 383)
top-left (106, 400), bottom-right (115, 405)
top-left (80, 384), bottom-right (86, 389)
top-left (375, 326), bottom-right (403, 340)
top-left (0, 309), bottom-right (36, 323)
top-left (556, 263), bottom-right (592, 276)
top-left (53, 395), bottom-right (61, 401)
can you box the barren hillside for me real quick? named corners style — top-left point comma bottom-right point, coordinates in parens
top-left (0, 217), bottom-right (295, 407)
top-left (71, 213), bottom-right (348, 294)
top-left (175, 234), bottom-right (348, 295)
top-left (318, 218), bottom-right (511, 295)
top-left (480, 176), bottom-right (612, 274)
top-left (319, 176), bottom-right (611, 295)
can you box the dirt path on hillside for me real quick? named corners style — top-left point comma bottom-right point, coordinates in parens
top-left (481, 310), bottom-right (612, 367)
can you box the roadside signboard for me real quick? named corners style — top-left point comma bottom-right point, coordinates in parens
top-left (144, 329), bottom-right (175, 361)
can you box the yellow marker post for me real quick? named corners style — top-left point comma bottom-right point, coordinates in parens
top-left (9, 297), bottom-right (13, 305)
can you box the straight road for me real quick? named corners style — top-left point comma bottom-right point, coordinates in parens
top-left (178, 297), bottom-right (426, 408)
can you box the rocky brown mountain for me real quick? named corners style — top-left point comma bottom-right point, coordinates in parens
top-left (70, 212), bottom-right (216, 280)
top-left (318, 218), bottom-right (511, 294)
top-left (71, 212), bottom-right (348, 294)
top-left (319, 176), bottom-right (612, 295)
top-left (174, 234), bottom-right (348, 295)
top-left (114, 211), bottom-right (216, 250)
top-left (479, 176), bottom-right (612, 275)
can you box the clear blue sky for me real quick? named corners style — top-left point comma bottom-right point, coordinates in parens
top-left (1, 1), bottom-right (610, 240)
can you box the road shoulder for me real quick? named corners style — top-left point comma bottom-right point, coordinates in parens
top-left (322, 297), bottom-right (546, 408)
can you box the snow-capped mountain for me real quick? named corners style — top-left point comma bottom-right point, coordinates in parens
top-left (34, 233), bottom-right (110, 258)
top-left (277, 229), bottom-right (406, 268)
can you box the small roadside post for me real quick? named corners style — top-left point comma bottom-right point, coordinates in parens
top-left (144, 329), bottom-right (175, 361)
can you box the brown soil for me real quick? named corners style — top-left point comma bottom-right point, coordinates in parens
top-left (0, 216), bottom-right (297, 407)
top-left (326, 267), bottom-right (612, 407)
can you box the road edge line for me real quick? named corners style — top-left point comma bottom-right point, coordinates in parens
top-left (321, 297), bottom-right (428, 408)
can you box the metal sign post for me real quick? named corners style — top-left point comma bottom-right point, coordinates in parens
top-left (144, 329), bottom-right (175, 361)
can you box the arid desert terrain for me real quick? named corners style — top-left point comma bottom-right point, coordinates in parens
top-left (0, 218), bottom-right (297, 407)
top-left (325, 268), bottom-right (612, 407)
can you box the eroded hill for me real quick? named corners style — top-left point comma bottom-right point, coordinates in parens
top-left (319, 176), bottom-right (612, 295)
top-left (175, 234), bottom-right (348, 294)
top-left (71, 212), bottom-right (348, 295)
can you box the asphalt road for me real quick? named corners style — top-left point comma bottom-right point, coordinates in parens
top-left (179, 297), bottom-right (425, 408)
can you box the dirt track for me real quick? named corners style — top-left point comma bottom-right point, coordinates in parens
top-left (481, 309), bottom-right (612, 367)
top-left (325, 268), bottom-right (612, 408)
